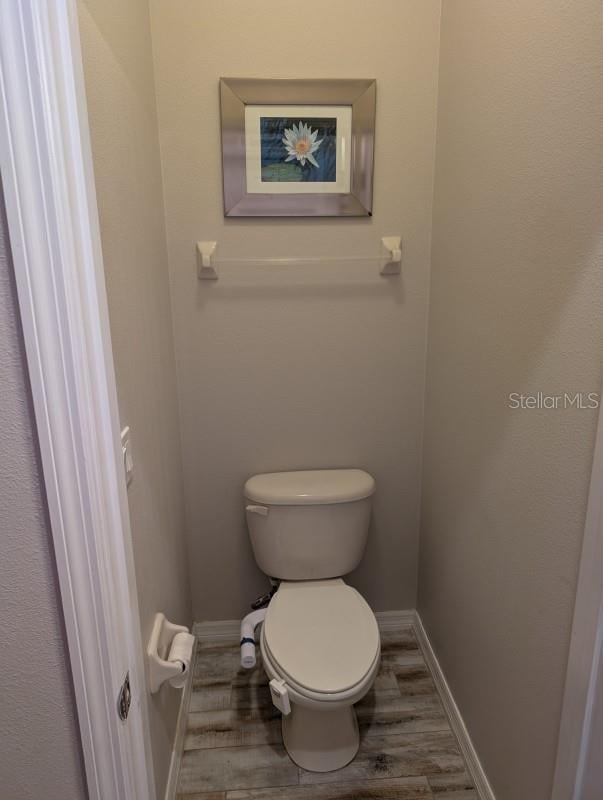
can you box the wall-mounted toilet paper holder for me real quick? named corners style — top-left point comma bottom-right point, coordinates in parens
top-left (147, 613), bottom-right (195, 694)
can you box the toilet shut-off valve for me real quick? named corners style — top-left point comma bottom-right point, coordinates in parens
top-left (269, 678), bottom-right (291, 715)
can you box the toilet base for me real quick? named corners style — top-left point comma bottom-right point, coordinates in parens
top-left (281, 703), bottom-right (359, 773)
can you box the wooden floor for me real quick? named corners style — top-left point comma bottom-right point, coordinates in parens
top-left (176, 623), bottom-right (477, 799)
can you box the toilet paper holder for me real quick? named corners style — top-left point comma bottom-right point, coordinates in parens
top-left (147, 613), bottom-right (195, 694)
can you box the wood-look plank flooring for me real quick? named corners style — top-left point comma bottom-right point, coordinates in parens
top-left (176, 624), bottom-right (477, 799)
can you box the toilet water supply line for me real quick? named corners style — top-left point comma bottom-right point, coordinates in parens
top-left (240, 608), bottom-right (267, 669)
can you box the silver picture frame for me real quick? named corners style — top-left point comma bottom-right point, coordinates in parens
top-left (219, 78), bottom-right (376, 217)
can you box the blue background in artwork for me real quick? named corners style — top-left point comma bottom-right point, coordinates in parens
top-left (260, 117), bottom-right (337, 183)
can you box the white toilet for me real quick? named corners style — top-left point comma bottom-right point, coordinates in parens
top-left (244, 468), bottom-right (380, 772)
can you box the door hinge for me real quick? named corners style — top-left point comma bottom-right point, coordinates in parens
top-left (117, 671), bottom-right (131, 722)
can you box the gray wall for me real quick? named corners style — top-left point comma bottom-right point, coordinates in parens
top-left (149, 0), bottom-right (442, 620)
top-left (0, 185), bottom-right (87, 798)
top-left (77, 1), bottom-right (192, 795)
top-left (419, 2), bottom-right (603, 798)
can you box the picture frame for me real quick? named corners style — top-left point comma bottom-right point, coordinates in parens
top-left (219, 78), bottom-right (376, 217)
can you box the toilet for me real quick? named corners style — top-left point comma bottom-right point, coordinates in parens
top-left (244, 468), bottom-right (380, 772)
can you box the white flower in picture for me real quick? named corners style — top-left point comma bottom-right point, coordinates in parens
top-left (282, 121), bottom-right (323, 168)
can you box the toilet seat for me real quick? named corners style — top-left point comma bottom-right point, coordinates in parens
top-left (262, 579), bottom-right (380, 700)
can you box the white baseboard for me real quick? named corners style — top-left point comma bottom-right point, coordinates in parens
top-left (193, 619), bottom-right (241, 642)
top-left (193, 609), bottom-right (417, 642)
top-left (192, 610), bottom-right (495, 800)
top-left (414, 612), bottom-right (496, 800)
top-left (375, 609), bottom-right (416, 631)
top-left (164, 635), bottom-right (197, 800)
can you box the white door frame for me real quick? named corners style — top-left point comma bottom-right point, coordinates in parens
top-left (0, 2), bottom-right (155, 799)
top-left (553, 399), bottom-right (603, 798)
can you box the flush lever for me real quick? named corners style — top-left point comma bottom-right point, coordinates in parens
top-left (246, 505), bottom-right (269, 516)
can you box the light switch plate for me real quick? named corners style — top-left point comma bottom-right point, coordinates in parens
top-left (120, 426), bottom-right (133, 486)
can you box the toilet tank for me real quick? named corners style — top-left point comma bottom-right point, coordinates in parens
top-left (244, 469), bottom-right (375, 580)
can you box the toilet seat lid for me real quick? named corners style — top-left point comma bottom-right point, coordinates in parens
top-left (263, 580), bottom-right (380, 695)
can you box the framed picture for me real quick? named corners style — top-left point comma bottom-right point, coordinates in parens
top-left (219, 78), bottom-right (376, 217)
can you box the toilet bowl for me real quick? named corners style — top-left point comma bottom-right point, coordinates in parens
top-left (259, 579), bottom-right (380, 772)
top-left (244, 468), bottom-right (380, 772)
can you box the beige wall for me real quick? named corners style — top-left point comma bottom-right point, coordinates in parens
top-left (149, 0), bottom-right (442, 620)
top-left (419, 2), bottom-right (603, 799)
top-left (77, 1), bottom-right (192, 795)
top-left (0, 186), bottom-right (87, 798)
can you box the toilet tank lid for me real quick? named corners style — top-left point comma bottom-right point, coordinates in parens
top-left (244, 469), bottom-right (375, 506)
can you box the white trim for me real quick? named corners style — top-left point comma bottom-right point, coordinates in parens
top-left (193, 619), bottom-right (242, 642)
top-left (192, 609), bottom-right (417, 644)
top-left (164, 638), bottom-right (197, 800)
top-left (375, 609), bottom-right (416, 632)
top-left (414, 612), bottom-right (496, 800)
top-left (552, 399), bottom-right (603, 800)
top-left (0, 3), bottom-right (155, 799)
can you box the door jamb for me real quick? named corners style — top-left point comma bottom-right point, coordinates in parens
top-left (553, 399), bottom-right (603, 798)
top-left (0, 2), bottom-right (156, 798)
